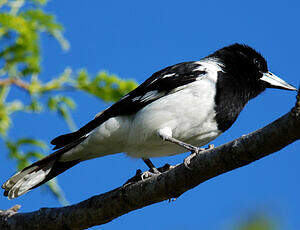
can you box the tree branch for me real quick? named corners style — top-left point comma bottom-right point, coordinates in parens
top-left (0, 78), bottom-right (29, 90)
top-left (1, 90), bottom-right (300, 230)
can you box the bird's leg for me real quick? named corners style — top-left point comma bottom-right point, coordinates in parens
top-left (158, 131), bottom-right (214, 169)
top-left (158, 132), bottom-right (203, 169)
top-left (143, 158), bottom-right (160, 174)
top-left (158, 132), bottom-right (200, 153)
top-left (141, 158), bottom-right (161, 180)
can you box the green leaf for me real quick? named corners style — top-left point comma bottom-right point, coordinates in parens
top-left (7, 100), bottom-right (24, 113)
top-left (0, 100), bottom-right (11, 136)
top-left (30, 0), bottom-right (48, 6)
top-left (75, 70), bottom-right (138, 102)
top-left (25, 151), bottom-right (45, 160)
top-left (46, 179), bottom-right (69, 206)
top-left (25, 98), bottom-right (43, 112)
top-left (47, 95), bottom-right (76, 111)
top-left (47, 95), bottom-right (76, 130)
top-left (42, 68), bottom-right (72, 92)
top-left (16, 138), bottom-right (47, 149)
top-left (22, 9), bottom-right (69, 51)
top-left (236, 215), bottom-right (278, 230)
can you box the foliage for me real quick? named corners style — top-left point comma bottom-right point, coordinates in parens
top-left (0, 0), bottom-right (137, 203)
top-left (235, 214), bottom-right (278, 230)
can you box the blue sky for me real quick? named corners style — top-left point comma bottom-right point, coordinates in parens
top-left (1, 0), bottom-right (300, 229)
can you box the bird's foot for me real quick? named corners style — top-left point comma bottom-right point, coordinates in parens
top-left (141, 163), bottom-right (174, 180)
top-left (183, 148), bottom-right (201, 170)
top-left (141, 170), bottom-right (161, 181)
top-left (183, 144), bottom-right (214, 170)
top-left (141, 163), bottom-right (169, 180)
top-left (123, 164), bottom-right (172, 186)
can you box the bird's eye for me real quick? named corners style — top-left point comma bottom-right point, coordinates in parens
top-left (253, 58), bottom-right (261, 69)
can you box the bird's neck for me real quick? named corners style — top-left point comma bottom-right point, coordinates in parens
top-left (214, 71), bottom-right (264, 132)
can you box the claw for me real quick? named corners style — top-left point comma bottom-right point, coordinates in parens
top-left (123, 163), bottom-right (173, 186)
top-left (141, 171), bottom-right (161, 181)
top-left (184, 147), bottom-right (201, 170)
top-left (183, 145), bottom-right (214, 170)
top-left (184, 152), bottom-right (197, 170)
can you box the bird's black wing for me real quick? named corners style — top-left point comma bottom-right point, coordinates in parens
top-left (51, 61), bottom-right (206, 149)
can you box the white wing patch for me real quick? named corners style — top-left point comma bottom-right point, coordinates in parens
top-left (162, 73), bottom-right (176, 79)
top-left (120, 94), bottom-right (130, 100)
top-left (132, 90), bottom-right (165, 102)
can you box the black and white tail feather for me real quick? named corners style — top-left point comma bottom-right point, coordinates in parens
top-left (2, 139), bottom-right (84, 199)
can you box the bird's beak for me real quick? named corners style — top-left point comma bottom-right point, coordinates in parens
top-left (260, 72), bottom-right (297, 91)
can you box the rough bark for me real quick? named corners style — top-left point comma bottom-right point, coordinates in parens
top-left (1, 91), bottom-right (300, 230)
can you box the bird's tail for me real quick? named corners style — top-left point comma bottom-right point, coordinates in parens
top-left (2, 142), bottom-right (82, 199)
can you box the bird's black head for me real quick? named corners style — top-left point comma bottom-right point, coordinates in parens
top-left (211, 44), bottom-right (267, 82)
top-left (209, 43), bottom-right (296, 99)
top-left (210, 43), bottom-right (296, 132)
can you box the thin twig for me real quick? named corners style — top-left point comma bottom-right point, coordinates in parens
top-left (0, 78), bottom-right (29, 90)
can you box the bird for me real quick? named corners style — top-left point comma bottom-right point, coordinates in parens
top-left (2, 43), bottom-right (297, 199)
